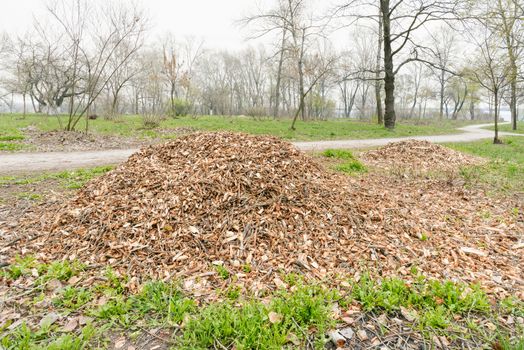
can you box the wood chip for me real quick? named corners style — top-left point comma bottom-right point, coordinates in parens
top-left (7, 133), bottom-right (523, 298)
top-left (461, 247), bottom-right (488, 257)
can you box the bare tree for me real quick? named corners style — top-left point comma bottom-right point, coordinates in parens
top-left (336, 0), bottom-right (464, 129)
top-left (407, 62), bottom-right (425, 119)
top-left (243, 0), bottom-right (332, 129)
top-left (105, 41), bottom-right (141, 117)
top-left (44, 0), bottom-right (147, 131)
top-left (468, 30), bottom-right (511, 143)
top-left (161, 35), bottom-right (183, 117)
top-left (445, 75), bottom-right (468, 119)
top-left (426, 26), bottom-right (459, 119)
top-left (492, 0), bottom-right (523, 130)
top-left (337, 53), bottom-right (360, 118)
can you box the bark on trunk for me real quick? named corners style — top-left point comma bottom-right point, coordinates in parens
top-left (381, 0), bottom-right (396, 129)
top-left (510, 72), bottom-right (518, 130)
top-left (375, 7), bottom-right (383, 124)
top-left (291, 29), bottom-right (306, 130)
top-left (439, 70), bottom-right (445, 120)
top-left (22, 93), bottom-right (26, 118)
top-left (494, 90), bottom-right (501, 144)
top-left (274, 29), bottom-right (286, 119)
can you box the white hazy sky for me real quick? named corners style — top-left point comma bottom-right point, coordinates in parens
top-left (0, 0), bottom-right (338, 50)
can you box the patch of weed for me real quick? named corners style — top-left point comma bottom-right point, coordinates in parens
top-left (334, 160), bottom-right (367, 174)
top-left (41, 260), bottom-right (85, 283)
top-left (215, 265), bottom-right (230, 280)
top-left (0, 166), bottom-right (113, 189)
top-left (351, 274), bottom-right (490, 329)
top-left (16, 192), bottom-right (43, 201)
top-left (0, 142), bottom-right (24, 151)
top-left (131, 281), bottom-right (196, 323)
top-left (322, 149), bottom-right (355, 160)
top-left (1, 255), bottom-right (41, 280)
top-left (52, 166), bottom-right (114, 189)
top-left (0, 135), bottom-right (24, 141)
top-left (53, 287), bottom-right (93, 310)
top-left (448, 137), bottom-right (524, 194)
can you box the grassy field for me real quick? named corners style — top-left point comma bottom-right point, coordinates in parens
top-left (484, 122), bottom-right (524, 134)
top-left (447, 136), bottom-right (524, 194)
top-left (0, 114), bottom-right (475, 144)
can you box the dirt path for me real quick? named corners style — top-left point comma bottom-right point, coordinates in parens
top-left (0, 123), bottom-right (520, 175)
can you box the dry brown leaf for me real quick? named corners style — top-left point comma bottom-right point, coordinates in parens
top-left (114, 337), bottom-right (126, 349)
top-left (400, 306), bottom-right (418, 322)
top-left (357, 329), bottom-right (368, 341)
top-left (61, 318), bottom-right (78, 332)
top-left (268, 311), bottom-right (282, 324)
top-left (461, 247), bottom-right (488, 257)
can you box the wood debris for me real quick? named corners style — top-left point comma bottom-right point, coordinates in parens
top-left (361, 139), bottom-right (484, 172)
top-left (6, 132), bottom-right (523, 299)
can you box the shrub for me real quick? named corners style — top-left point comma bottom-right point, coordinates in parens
top-left (245, 106), bottom-right (267, 120)
top-left (169, 98), bottom-right (192, 117)
top-left (141, 114), bottom-right (162, 129)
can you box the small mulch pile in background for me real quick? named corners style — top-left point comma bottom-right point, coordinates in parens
top-left (14, 127), bottom-right (150, 152)
top-left (361, 139), bottom-right (484, 172)
top-left (4, 133), bottom-right (523, 300)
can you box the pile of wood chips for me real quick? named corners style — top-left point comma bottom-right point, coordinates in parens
top-left (361, 140), bottom-right (483, 172)
top-left (11, 133), bottom-right (523, 299)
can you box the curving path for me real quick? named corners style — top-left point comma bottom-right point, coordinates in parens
top-left (0, 123), bottom-right (520, 175)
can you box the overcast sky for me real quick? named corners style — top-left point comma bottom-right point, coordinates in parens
top-left (0, 0), bottom-right (338, 50)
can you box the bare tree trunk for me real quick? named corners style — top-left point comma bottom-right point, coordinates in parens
top-left (22, 93), bottom-right (27, 118)
top-left (30, 95), bottom-right (37, 113)
top-left (510, 70), bottom-right (517, 130)
top-left (170, 82), bottom-right (176, 117)
top-left (375, 7), bottom-right (383, 124)
top-left (439, 70), bottom-right (445, 120)
top-left (499, 0), bottom-right (519, 130)
top-left (298, 30), bottom-right (306, 121)
top-left (274, 29), bottom-right (286, 118)
top-left (381, 0), bottom-right (396, 129)
top-left (291, 29), bottom-right (306, 130)
top-left (494, 90), bottom-right (500, 144)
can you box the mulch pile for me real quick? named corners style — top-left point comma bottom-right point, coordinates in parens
top-left (361, 140), bottom-right (483, 172)
top-left (14, 127), bottom-right (150, 152)
top-left (9, 133), bottom-right (524, 299)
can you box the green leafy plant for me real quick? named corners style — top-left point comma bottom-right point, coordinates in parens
top-left (335, 160), bottom-right (367, 174)
top-left (53, 287), bottom-right (93, 310)
top-left (322, 149), bottom-right (355, 160)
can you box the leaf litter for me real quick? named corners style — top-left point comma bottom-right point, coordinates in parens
top-left (3, 133), bottom-right (523, 300)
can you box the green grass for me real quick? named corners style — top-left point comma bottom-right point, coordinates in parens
top-left (321, 149), bottom-right (367, 175)
top-left (484, 122), bottom-right (524, 134)
top-left (16, 192), bottom-right (43, 201)
top-left (0, 135), bottom-right (24, 141)
top-left (0, 113), bottom-right (472, 142)
top-left (447, 136), bottom-right (524, 194)
top-left (0, 166), bottom-right (113, 189)
top-left (334, 161), bottom-right (367, 174)
top-left (321, 149), bottom-right (356, 160)
top-left (1, 257), bottom-right (522, 349)
top-left (0, 142), bottom-right (24, 151)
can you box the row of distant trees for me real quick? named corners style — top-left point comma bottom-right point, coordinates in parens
top-left (0, 0), bottom-right (522, 136)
